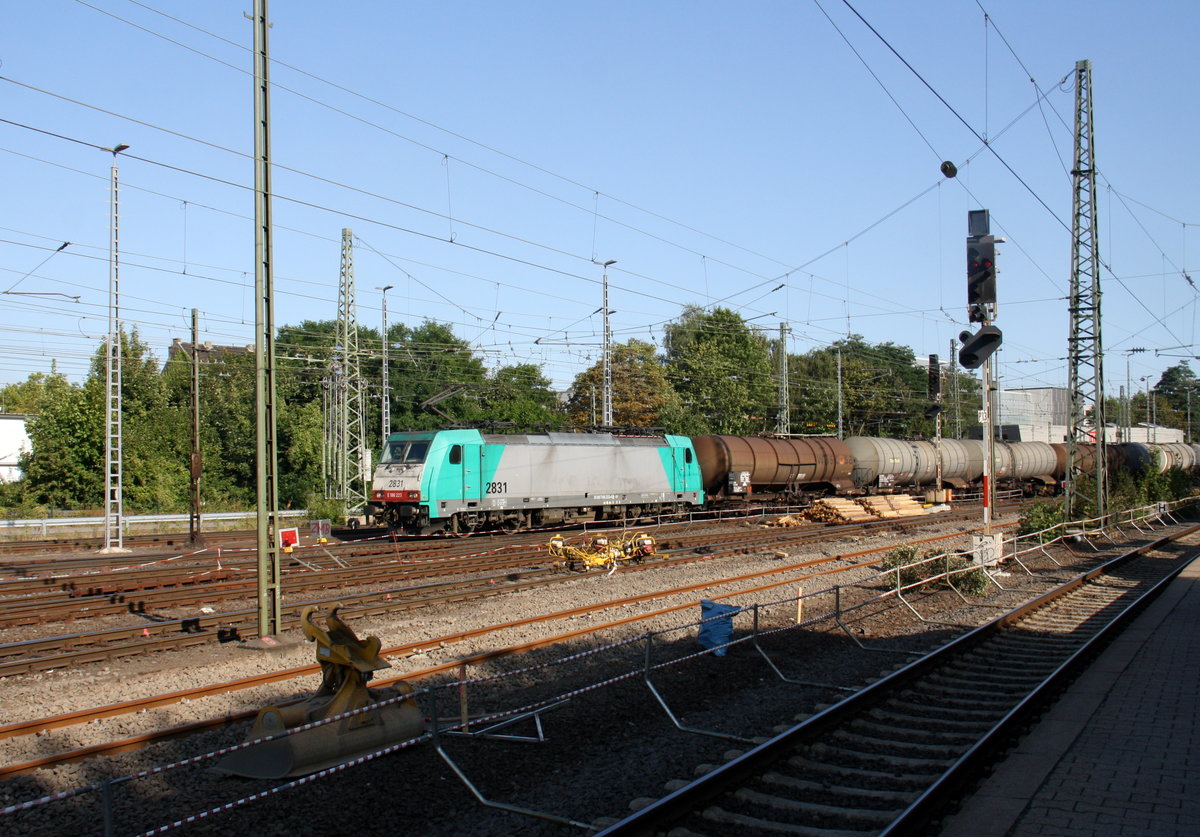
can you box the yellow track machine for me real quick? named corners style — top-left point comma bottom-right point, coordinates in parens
top-left (215, 605), bottom-right (424, 779)
top-left (548, 531), bottom-right (660, 574)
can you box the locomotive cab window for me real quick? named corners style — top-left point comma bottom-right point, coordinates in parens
top-left (382, 440), bottom-right (431, 464)
top-left (685, 449), bottom-right (693, 463)
top-left (449, 445), bottom-right (462, 465)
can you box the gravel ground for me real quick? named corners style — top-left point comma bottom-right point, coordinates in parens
top-left (0, 513), bottom-right (1159, 836)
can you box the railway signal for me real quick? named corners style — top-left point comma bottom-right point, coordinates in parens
top-left (966, 235), bottom-right (997, 323)
top-left (958, 326), bottom-right (1003, 370)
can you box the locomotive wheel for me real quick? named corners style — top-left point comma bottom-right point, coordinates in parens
top-left (449, 515), bottom-right (476, 538)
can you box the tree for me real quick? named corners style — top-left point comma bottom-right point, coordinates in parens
top-left (480, 363), bottom-right (562, 428)
top-left (383, 320), bottom-right (489, 430)
top-left (787, 336), bottom-right (951, 438)
top-left (1154, 362), bottom-right (1197, 431)
top-left (565, 340), bottom-right (681, 429)
top-left (662, 307), bottom-right (773, 435)
top-left (17, 374), bottom-right (99, 509)
top-left (0, 369), bottom-right (69, 415)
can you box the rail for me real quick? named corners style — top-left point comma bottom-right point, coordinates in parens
top-left (1, 498), bottom-right (1193, 835)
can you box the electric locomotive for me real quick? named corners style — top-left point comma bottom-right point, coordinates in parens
top-left (367, 429), bottom-right (704, 535)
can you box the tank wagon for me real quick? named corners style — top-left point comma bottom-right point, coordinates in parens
top-left (368, 429), bottom-right (703, 535)
top-left (845, 437), bottom-right (1058, 492)
top-left (691, 435), bottom-right (855, 501)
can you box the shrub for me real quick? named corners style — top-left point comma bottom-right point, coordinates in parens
top-left (880, 544), bottom-right (990, 597)
top-left (303, 493), bottom-right (346, 526)
top-left (1018, 500), bottom-right (1063, 542)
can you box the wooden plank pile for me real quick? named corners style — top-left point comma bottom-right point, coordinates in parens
top-left (802, 498), bottom-right (879, 523)
top-left (764, 514), bottom-right (806, 528)
top-left (859, 495), bottom-right (927, 519)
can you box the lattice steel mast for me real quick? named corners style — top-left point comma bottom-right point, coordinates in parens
top-left (1065, 58), bottom-right (1107, 521)
top-left (324, 229), bottom-right (369, 519)
top-left (775, 322), bottom-right (790, 434)
top-left (100, 143), bottom-right (130, 553)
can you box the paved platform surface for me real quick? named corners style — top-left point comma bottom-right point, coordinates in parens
top-left (939, 550), bottom-right (1200, 837)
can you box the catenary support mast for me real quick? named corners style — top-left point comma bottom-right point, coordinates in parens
top-left (1065, 58), bottom-right (1106, 522)
top-left (252, 0), bottom-right (282, 636)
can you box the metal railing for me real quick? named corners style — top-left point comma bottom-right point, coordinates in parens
top-left (0, 510), bottom-right (308, 539)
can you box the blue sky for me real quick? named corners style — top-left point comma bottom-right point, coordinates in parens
top-left (2, 0), bottom-right (1196, 403)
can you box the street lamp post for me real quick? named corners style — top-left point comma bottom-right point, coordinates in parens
top-left (378, 285), bottom-right (393, 448)
top-left (593, 259), bottom-right (616, 428)
top-left (101, 143), bottom-right (130, 554)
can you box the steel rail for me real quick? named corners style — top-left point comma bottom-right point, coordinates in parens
top-left (0, 516), bottom-right (995, 676)
top-left (594, 524), bottom-right (1200, 836)
top-left (0, 521), bottom-right (1002, 772)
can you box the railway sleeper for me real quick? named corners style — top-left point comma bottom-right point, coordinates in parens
top-left (784, 755), bottom-right (936, 790)
top-left (848, 717), bottom-right (981, 747)
top-left (899, 682), bottom-right (1026, 707)
top-left (828, 729), bottom-right (966, 761)
top-left (866, 706), bottom-right (994, 733)
top-left (959, 645), bottom-right (1063, 665)
top-left (808, 741), bottom-right (953, 772)
top-left (760, 771), bottom-right (915, 805)
top-left (938, 659), bottom-right (1058, 682)
top-left (924, 666), bottom-right (1051, 689)
top-left (1023, 606), bottom-right (1123, 626)
top-left (698, 803), bottom-right (879, 837)
top-left (888, 696), bottom-right (1010, 722)
top-left (989, 628), bottom-right (1086, 645)
top-left (732, 786), bottom-right (901, 824)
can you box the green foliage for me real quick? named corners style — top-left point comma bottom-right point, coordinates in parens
top-left (880, 544), bottom-right (923, 586)
top-left (1105, 465), bottom-right (1196, 518)
top-left (481, 363), bottom-right (561, 428)
top-left (278, 400), bottom-right (325, 508)
top-left (1154, 362), bottom-right (1196, 417)
top-left (1018, 500), bottom-right (1064, 541)
top-left (19, 373), bottom-right (102, 509)
top-left (566, 340), bottom-right (680, 429)
top-left (787, 335), bottom-right (976, 437)
top-left (0, 370), bottom-right (69, 415)
top-left (880, 543), bottom-right (990, 596)
top-left (304, 493), bottom-right (346, 526)
top-left (663, 307), bottom-right (773, 434)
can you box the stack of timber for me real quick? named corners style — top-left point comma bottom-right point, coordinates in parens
top-left (764, 514), bottom-right (806, 528)
top-left (858, 495), bottom-right (927, 519)
top-left (802, 498), bottom-right (879, 524)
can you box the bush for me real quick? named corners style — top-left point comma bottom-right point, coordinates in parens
top-left (303, 494), bottom-right (346, 526)
top-left (880, 544), bottom-right (990, 596)
top-left (1018, 500), bottom-right (1063, 542)
top-left (880, 544), bottom-right (923, 587)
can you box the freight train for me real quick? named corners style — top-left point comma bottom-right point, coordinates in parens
top-left (366, 429), bottom-right (1199, 535)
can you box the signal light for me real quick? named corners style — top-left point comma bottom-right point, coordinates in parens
top-left (967, 235), bottom-right (997, 322)
top-left (927, 354), bottom-right (941, 398)
top-left (958, 326), bottom-right (1003, 369)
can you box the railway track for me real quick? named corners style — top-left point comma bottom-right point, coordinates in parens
top-left (0, 514), bottom-right (999, 677)
top-left (0, 514), bottom-right (1074, 779)
top-left (0, 528), bottom-right (254, 558)
top-left (596, 524), bottom-right (1200, 837)
top-left (0, 506), bottom-right (1006, 626)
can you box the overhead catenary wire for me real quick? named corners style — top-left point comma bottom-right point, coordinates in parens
top-left (4, 2), bottom-right (1190, 398)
